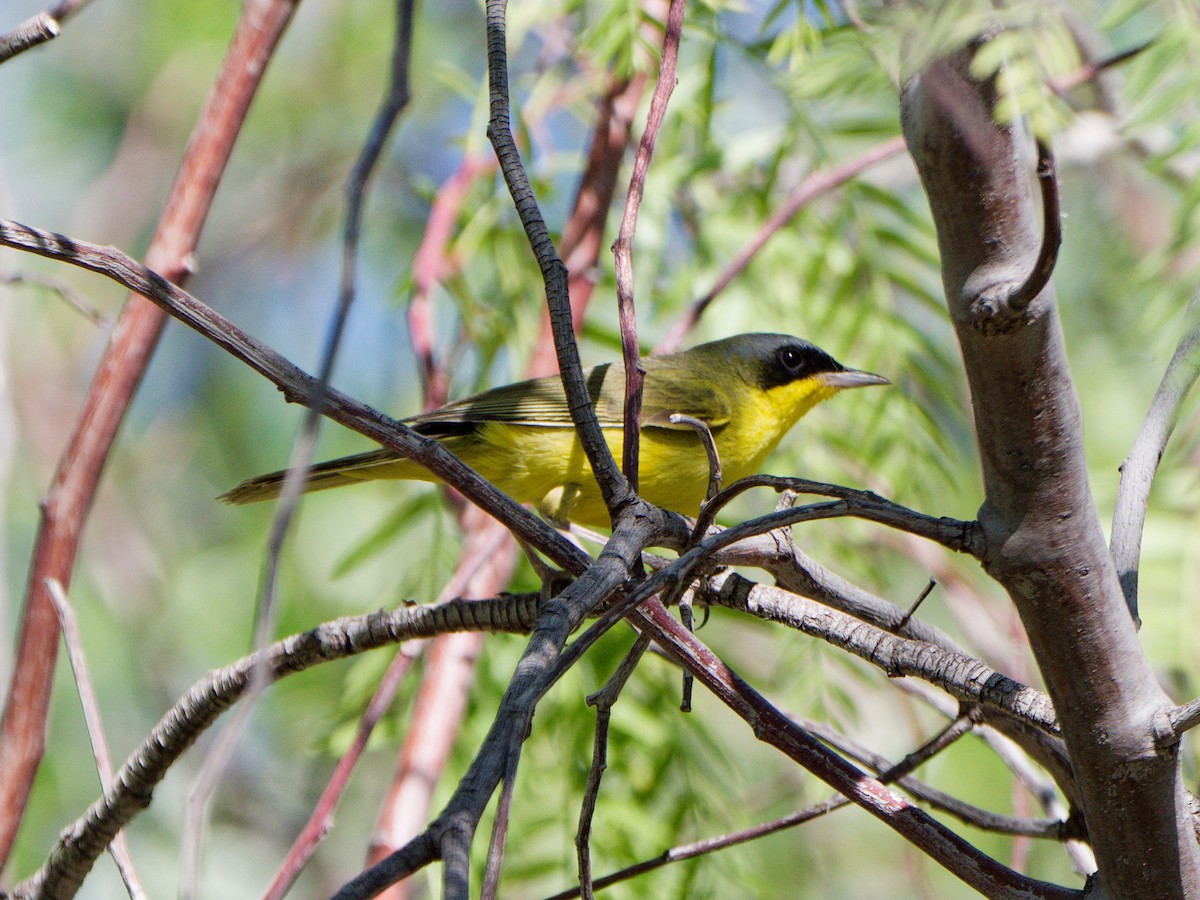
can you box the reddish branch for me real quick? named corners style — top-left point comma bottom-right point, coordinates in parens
top-left (0, 0), bottom-right (299, 868)
top-left (612, 0), bottom-right (686, 488)
top-left (407, 156), bottom-right (495, 410)
top-left (657, 135), bottom-right (908, 353)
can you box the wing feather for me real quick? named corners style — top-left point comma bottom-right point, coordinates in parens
top-left (403, 351), bottom-right (734, 433)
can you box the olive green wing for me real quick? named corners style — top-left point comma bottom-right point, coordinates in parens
top-left (404, 351), bottom-right (733, 435)
top-left (638, 353), bottom-right (733, 430)
top-left (404, 363), bottom-right (627, 432)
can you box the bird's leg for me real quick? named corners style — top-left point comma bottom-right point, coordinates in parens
top-left (537, 482), bottom-right (583, 527)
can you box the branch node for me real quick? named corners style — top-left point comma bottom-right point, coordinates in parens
top-left (1151, 709), bottom-right (1178, 752)
top-left (968, 141), bottom-right (1061, 335)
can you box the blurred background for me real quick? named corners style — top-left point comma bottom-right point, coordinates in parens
top-left (1, 0), bottom-right (1198, 895)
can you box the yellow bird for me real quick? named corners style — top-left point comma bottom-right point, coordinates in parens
top-left (221, 333), bottom-right (888, 527)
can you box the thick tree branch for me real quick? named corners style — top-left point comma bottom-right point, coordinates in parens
top-left (718, 533), bottom-right (1078, 802)
top-left (333, 525), bottom-right (656, 899)
top-left (902, 47), bottom-right (1200, 898)
top-left (710, 573), bottom-right (1058, 735)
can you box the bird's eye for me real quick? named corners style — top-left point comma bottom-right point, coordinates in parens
top-left (778, 346), bottom-right (804, 371)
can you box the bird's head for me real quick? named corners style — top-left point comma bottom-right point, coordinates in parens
top-left (706, 333), bottom-right (890, 425)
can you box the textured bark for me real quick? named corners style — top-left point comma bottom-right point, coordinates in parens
top-left (901, 51), bottom-right (1200, 898)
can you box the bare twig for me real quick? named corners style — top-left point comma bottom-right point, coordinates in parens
top-left (1051, 40), bottom-right (1155, 95)
top-left (0, 220), bottom-right (596, 568)
top-left (0, 0), bottom-right (299, 866)
top-left (526, 70), bottom-right (647, 378)
top-left (0, 0), bottom-right (93, 64)
top-left (678, 589), bottom-right (694, 711)
top-left (656, 40), bottom-right (1151, 354)
top-left (577, 633), bottom-right (652, 900)
top-left (657, 136), bottom-right (908, 353)
top-left (46, 579), bottom-right (146, 899)
top-left (798, 713), bottom-right (1066, 838)
top-left (196, 2), bottom-right (416, 888)
top-left (721, 532), bottom-right (1076, 799)
top-left (367, 514), bottom-right (512, 900)
top-left (628, 600), bottom-right (1077, 898)
top-left (481, 731), bottom-right (524, 899)
top-left (692, 475), bottom-right (982, 557)
top-left (897, 679), bottom-right (1094, 875)
top-left (258, 0), bottom-right (415, 654)
top-left (16, 595), bottom-right (542, 899)
top-left (484, 0), bottom-right (631, 524)
top-left (612, 0), bottom-right (686, 490)
top-left (1168, 699), bottom-right (1200, 738)
top-left (898, 577), bottom-right (938, 630)
top-left (667, 415), bottom-right (722, 511)
top-left (546, 707), bottom-right (1059, 900)
top-left (264, 641), bottom-right (423, 900)
top-left (999, 141), bottom-right (1062, 318)
top-left (1111, 298), bottom-right (1200, 621)
top-left (1, 272), bottom-right (109, 325)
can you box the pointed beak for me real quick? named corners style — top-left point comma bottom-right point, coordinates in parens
top-left (819, 368), bottom-right (891, 390)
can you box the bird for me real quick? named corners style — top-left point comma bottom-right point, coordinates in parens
top-left (221, 333), bottom-right (889, 527)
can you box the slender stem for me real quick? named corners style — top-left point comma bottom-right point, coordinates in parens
top-left (612, 0), bottom-right (687, 490)
top-left (0, 0), bottom-right (299, 866)
top-left (577, 632), bottom-right (655, 899)
top-left (484, 0), bottom-right (630, 520)
top-left (1111, 298), bottom-right (1200, 621)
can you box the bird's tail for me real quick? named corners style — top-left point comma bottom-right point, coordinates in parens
top-left (220, 449), bottom-right (417, 505)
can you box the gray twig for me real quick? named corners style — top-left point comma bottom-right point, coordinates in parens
top-left (577, 633), bottom-right (652, 900)
top-left (1111, 296), bottom-right (1200, 621)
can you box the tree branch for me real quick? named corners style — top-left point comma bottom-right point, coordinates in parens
top-left (0, 0), bottom-right (93, 64)
top-left (1111, 299), bottom-right (1200, 621)
top-left (14, 596), bottom-right (541, 898)
top-left (710, 573), bottom-right (1058, 735)
top-left (484, 0), bottom-right (633, 524)
top-left (0, 0), bottom-right (300, 867)
top-left (628, 600), bottom-right (1078, 899)
top-left (0, 219), bottom-right (593, 572)
top-left (902, 45), bottom-right (1200, 897)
